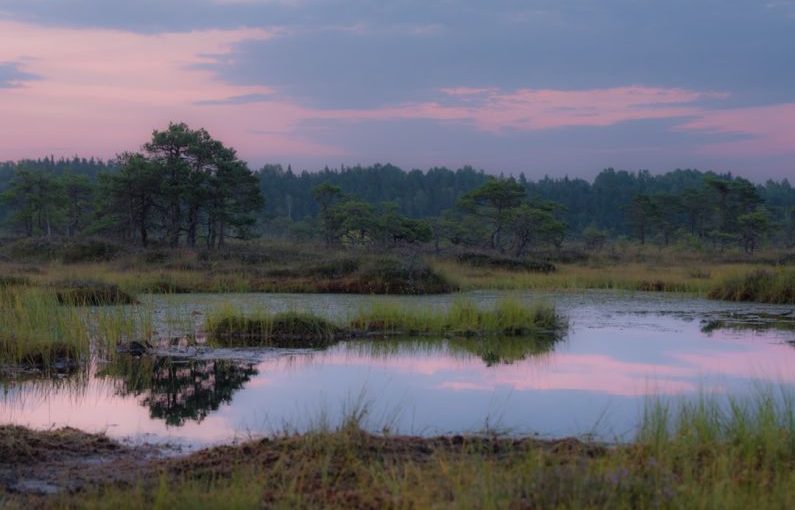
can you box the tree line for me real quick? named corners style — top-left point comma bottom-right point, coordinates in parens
top-left (1, 122), bottom-right (794, 253)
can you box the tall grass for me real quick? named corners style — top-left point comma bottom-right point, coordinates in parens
top-left (0, 287), bottom-right (88, 368)
top-left (0, 287), bottom-right (156, 370)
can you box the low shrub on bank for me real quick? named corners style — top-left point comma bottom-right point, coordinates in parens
top-left (316, 257), bottom-right (456, 294)
top-left (1, 237), bottom-right (121, 263)
top-left (456, 252), bottom-right (556, 273)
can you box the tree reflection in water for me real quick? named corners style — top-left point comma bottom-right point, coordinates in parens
top-left (99, 356), bottom-right (258, 426)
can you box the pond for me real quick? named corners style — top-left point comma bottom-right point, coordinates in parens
top-left (2, 290), bottom-right (795, 447)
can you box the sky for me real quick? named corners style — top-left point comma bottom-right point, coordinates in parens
top-left (0, 0), bottom-right (794, 180)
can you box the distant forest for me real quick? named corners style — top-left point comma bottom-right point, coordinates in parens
top-left (1, 123), bottom-right (794, 253)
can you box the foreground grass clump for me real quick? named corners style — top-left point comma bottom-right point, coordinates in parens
top-left (207, 310), bottom-right (342, 348)
top-left (10, 390), bottom-right (795, 509)
top-left (708, 268), bottom-right (795, 304)
top-left (0, 288), bottom-right (88, 370)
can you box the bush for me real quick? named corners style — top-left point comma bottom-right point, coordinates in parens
top-left (60, 240), bottom-right (121, 263)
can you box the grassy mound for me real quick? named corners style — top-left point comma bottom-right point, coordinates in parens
top-left (209, 299), bottom-right (565, 350)
top-left (708, 269), bottom-right (795, 304)
top-left (352, 299), bottom-right (564, 338)
top-left (53, 280), bottom-right (137, 306)
top-left (208, 311), bottom-right (342, 348)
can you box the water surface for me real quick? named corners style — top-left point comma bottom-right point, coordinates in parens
top-left (2, 290), bottom-right (794, 446)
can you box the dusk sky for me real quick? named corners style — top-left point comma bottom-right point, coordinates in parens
top-left (1, 0), bottom-right (794, 180)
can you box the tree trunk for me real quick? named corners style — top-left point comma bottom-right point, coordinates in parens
top-left (217, 221), bottom-right (225, 248)
top-left (186, 206), bottom-right (199, 248)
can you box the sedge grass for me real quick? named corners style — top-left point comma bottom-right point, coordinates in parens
top-left (0, 287), bottom-right (88, 369)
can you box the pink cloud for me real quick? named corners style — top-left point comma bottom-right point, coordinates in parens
top-left (317, 86), bottom-right (726, 133)
top-left (0, 20), bottom-right (342, 161)
top-left (677, 103), bottom-right (795, 157)
top-left (1, 18), bottom-right (793, 163)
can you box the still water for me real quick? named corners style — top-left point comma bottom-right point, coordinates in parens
top-left (2, 290), bottom-right (794, 446)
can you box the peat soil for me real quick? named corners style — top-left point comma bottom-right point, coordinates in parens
top-left (0, 425), bottom-right (603, 504)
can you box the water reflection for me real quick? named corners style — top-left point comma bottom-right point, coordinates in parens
top-left (350, 335), bottom-right (558, 367)
top-left (98, 357), bottom-right (257, 426)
